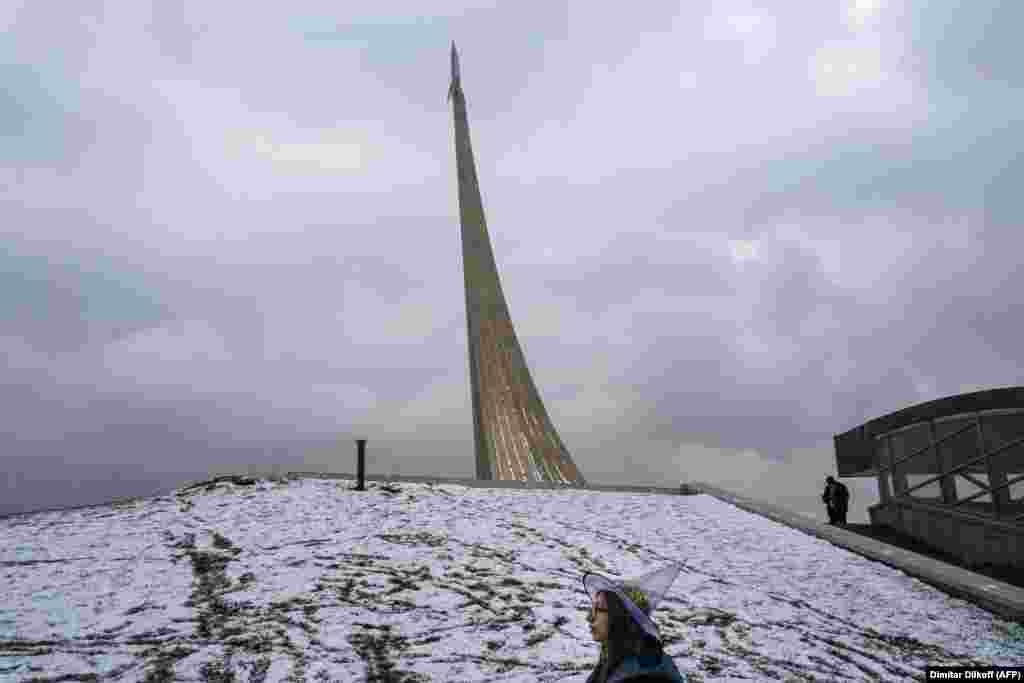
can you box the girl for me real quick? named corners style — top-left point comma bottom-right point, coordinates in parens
top-left (583, 566), bottom-right (687, 683)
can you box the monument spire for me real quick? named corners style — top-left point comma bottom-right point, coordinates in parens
top-left (448, 41), bottom-right (460, 101)
top-left (448, 44), bottom-right (586, 485)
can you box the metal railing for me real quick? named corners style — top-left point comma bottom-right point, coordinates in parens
top-left (874, 410), bottom-right (1024, 523)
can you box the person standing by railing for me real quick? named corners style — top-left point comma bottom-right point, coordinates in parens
top-left (823, 475), bottom-right (850, 525)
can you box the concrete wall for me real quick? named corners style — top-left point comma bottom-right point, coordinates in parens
top-left (290, 471), bottom-right (692, 496)
top-left (870, 499), bottom-right (1024, 570)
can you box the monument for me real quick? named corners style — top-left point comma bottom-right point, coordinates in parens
top-left (448, 42), bottom-right (586, 485)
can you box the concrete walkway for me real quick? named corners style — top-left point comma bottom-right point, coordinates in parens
top-left (693, 481), bottom-right (1024, 622)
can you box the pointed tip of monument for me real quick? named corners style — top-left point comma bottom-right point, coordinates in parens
top-left (449, 41), bottom-right (461, 94)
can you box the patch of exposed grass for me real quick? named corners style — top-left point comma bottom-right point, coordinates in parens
top-left (199, 657), bottom-right (236, 682)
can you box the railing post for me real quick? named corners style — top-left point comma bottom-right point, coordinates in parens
top-left (931, 420), bottom-right (958, 504)
top-left (888, 436), bottom-right (907, 497)
top-left (976, 415), bottom-right (1010, 517)
top-left (886, 435), bottom-right (907, 529)
top-left (875, 435), bottom-right (892, 504)
top-left (355, 438), bottom-right (367, 491)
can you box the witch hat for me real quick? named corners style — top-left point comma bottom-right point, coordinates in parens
top-left (582, 564), bottom-right (682, 641)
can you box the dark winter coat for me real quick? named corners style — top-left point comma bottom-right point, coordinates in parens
top-left (586, 652), bottom-right (687, 683)
top-left (823, 481), bottom-right (850, 510)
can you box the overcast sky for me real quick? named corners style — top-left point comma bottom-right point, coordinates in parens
top-left (3, 1), bottom-right (1022, 522)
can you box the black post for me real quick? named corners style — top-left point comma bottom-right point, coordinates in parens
top-left (355, 439), bottom-right (367, 491)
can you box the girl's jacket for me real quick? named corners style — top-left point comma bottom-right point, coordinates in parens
top-left (589, 653), bottom-right (687, 683)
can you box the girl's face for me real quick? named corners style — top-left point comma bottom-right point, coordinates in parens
top-left (588, 592), bottom-right (609, 642)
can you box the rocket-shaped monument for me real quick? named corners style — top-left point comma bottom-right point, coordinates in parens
top-left (448, 43), bottom-right (586, 485)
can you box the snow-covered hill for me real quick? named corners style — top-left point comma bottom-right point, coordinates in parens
top-left (2, 475), bottom-right (1020, 681)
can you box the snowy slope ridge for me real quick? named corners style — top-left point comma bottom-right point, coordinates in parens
top-left (1, 475), bottom-right (1021, 681)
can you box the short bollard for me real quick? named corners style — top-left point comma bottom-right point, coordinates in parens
top-left (355, 438), bottom-right (367, 491)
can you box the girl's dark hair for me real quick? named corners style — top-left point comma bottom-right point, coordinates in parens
top-left (596, 591), bottom-right (663, 682)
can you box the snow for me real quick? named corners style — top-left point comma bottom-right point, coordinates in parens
top-left (1, 476), bottom-right (1021, 682)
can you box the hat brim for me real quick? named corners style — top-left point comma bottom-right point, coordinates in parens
top-left (582, 572), bottom-right (661, 641)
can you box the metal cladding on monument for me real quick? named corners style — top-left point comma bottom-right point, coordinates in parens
top-left (448, 42), bottom-right (586, 485)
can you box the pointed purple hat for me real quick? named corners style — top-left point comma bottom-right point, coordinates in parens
top-left (582, 563), bottom-right (682, 641)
